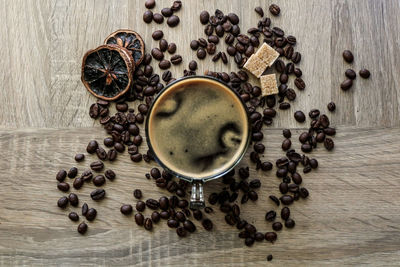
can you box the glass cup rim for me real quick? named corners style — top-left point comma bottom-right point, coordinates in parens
top-left (145, 75), bottom-right (251, 183)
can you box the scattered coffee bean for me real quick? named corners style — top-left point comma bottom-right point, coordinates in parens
top-left (69, 211), bottom-right (79, 221)
top-left (152, 30), bottom-right (163, 40)
top-left (281, 207), bottom-right (290, 220)
top-left (159, 59), bottom-right (171, 69)
top-left (87, 140), bottom-right (98, 154)
top-left (265, 210), bottom-right (276, 221)
top-left (345, 69), bottom-right (357, 80)
top-left (255, 6), bottom-right (264, 17)
top-left (359, 68), bottom-right (371, 79)
top-left (75, 154), bottom-right (85, 162)
top-left (200, 11), bottom-right (210, 25)
top-left (283, 129), bottom-right (291, 138)
top-left (176, 226), bottom-right (187, 237)
top-left (145, 0), bottom-right (155, 9)
top-left (161, 7), bottom-right (173, 17)
top-left (265, 232), bottom-right (277, 242)
top-left (77, 222), bottom-right (88, 234)
top-left (104, 169), bottom-right (116, 180)
top-left (245, 237), bottom-right (255, 247)
top-left (294, 78), bottom-right (306, 90)
top-left (285, 218), bottom-right (296, 228)
top-left (324, 138), bottom-right (335, 150)
top-left (56, 170), bottom-right (67, 182)
top-left (57, 196), bottom-right (68, 208)
top-left (269, 4), bottom-right (280, 16)
top-left (197, 48), bottom-right (206, 59)
top-left (327, 102), bottom-right (336, 111)
top-left (151, 48), bottom-right (164, 61)
top-left (342, 50), bottom-right (354, 63)
top-left (68, 193), bottom-right (79, 206)
top-left (133, 189), bottom-right (142, 199)
top-left (294, 111), bottom-right (306, 122)
top-left (272, 222), bottom-right (282, 231)
top-left (90, 189), bottom-right (105, 200)
top-left (282, 139), bottom-right (292, 151)
top-left (279, 102), bottom-right (290, 110)
top-left (269, 195), bottom-right (280, 206)
top-left (86, 208), bottom-right (97, 221)
top-left (341, 79), bottom-right (353, 91)
top-left (153, 13), bottom-right (164, 23)
top-left (143, 10), bottom-right (153, 23)
top-left (93, 175), bottom-right (105, 186)
top-left (57, 182), bottom-right (70, 192)
top-left (167, 15), bottom-right (180, 27)
top-left (171, 54), bottom-right (182, 65)
top-left (120, 204), bottom-right (133, 215)
top-left (90, 161), bottom-right (104, 171)
top-left (280, 195), bottom-right (294, 205)
top-left (171, 1), bottom-right (182, 12)
top-left (202, 218), bottom-right (213, 231)
top-left (146, 199), bottom-right (160, 210)
top-left (144, 218), bottom-right (153, 230)
top-left (135, 213), bottom-right (144, 226)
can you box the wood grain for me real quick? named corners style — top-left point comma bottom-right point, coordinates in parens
top-left (0, 0), bottom-right (400, 265)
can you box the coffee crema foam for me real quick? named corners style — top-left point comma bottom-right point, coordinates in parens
top-left (148, 78), bottom-right (249, 179)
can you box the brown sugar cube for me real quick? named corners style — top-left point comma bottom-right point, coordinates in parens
top-left (255, 43), bottom-right (279, 67)
top-left (243, 54), bottom-right (268, 78)
top-left (260, 74), bottom-right (278, 96)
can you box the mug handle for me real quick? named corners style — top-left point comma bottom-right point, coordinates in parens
top-left (190, 181), bottom-right (205, 209)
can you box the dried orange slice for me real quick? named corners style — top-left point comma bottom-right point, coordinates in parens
top-left (81, 44), bottom-right (134, 101)
top-left (104, 29), bottom-right (145, 66)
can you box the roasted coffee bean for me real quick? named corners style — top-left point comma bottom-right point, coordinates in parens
top-left (145, 0), bottom-right (155, 9)
top-left (345, 69), bottom-right (357, 80)
top-left (324, 127), bottom-right (336, 136)
top-left (86, 208), bottom-right (97, 221)
top-left (68, 193), bottom-right (79, 207)
top-left (158, 39), bottom-right (168, 53)
top-left (103, 169), bottom-right (115, 181)
top-left (327, 101), bottom-right (336, 112)
top-left (316, 132), bottom-right (326, 143)
top-left (225, 34), bottom-right (235, 45)
top-left (77, 222), bottom-right (88, 234)
top-left (288, 183), bottom-right (299, 193)
top-left (135, 213), bottom-right (144, 226)
top-left (166, 43), bottom-right (177, 55)
top-left (294, 68), bottom-right (302, 78)
top-left (56, 170), bottom-right (67, 182)
top-left (57, 182), bottom-right (70, 192)
top-left (265, 232), bottom-right (277, 242)
top-left (120, 204), bottom-right (133, 215)
top-left (197, 48), bottom-right (206, 59)
top-left (294, 111), bottom-right (306, 123)
top-left (272, 222), bottom-right (283, 231)
top-left (96, 147), bottom-right (107, 160)
top-left (159, 59), bottom-right (171, 69)
top-left (87, 140), bottom-right (98, 154)
top-left (280, 195), bottom-right (294, 205)
top-left (57, 196), bottom-right (68, 208)
top-left (241, 193), bottom-right (249, 204)
top-left (149, 168), bottom-right (161, 179)
top-left (282, 129), bottom-right (291, 139)
top-left (281, 207), bottom-right (290, 220)
top-left (225, 214), bottom-right (236, 225)
top-left (265, 210), bottom-right (276, 221)
top-left (175, 226), bottom-right (187, 237)
top-left (248, 190), bottom-right (258, 201)
top-left (103, 137), bottom-right (114, 147)
top-left (269, 4), bottom-right (280, 16)
top-left (136, 201), bottom-right (146, 212)
top-left (159, 196), bottom-right (169, 210)
top-left (144, 218), bottom-right (153, 231)
top-left (359, 68), bottom-right (371, 78)
top-left (245, 223), bottom-right (257, 234)
top-left (204, 24), bottom-right (214, 36)
top-left (190, 40), bottom-right (199, 50)
top-left (75, 154), bottom-right (84, 162)
top-left (152, 30), bottom-right (163, 40)
top-left (201, 218), bottom-right (213, 231)
top-left (292, 52), bottom-right (301, 63)
top-left (279, 182), bottom-right (289, 194)
top-left (90, 161), bottom-right (104, 171)
top-left (324, 138), bottom-right (334, 150)
top-left (193, 209), bottom-right (203, 221)
top-left (206, 43), bottom-right (216, 55)
top-left (227, 13), bottom-right (239, 25)
top-left (255, 6), bottom-right (264, 16)
top-left (299, 132), bottom-right (309, 143)
top-left (288, 161), bottom-right (297, 173)
top-left (300, 187), bottom-right (309, 198)
top-left (294, 78), bottom-right (306, 90)
top-left (146, 199), bottom-right (159, 210)
top-left (272, 27), bottom-right (284, 37)
top-left (152, 13), bottom-right (163, 23)
top-left (171, 54), bottom-right (182, 65)
top-left (292, 172), bottom-right (302, 185)
top-left (285, 218), bottom-right (296, 228)
top-left (261, 161), bottom-right (273, 171)
top-left (133, 189), bottom-right (142, 199)
top-left (217, 24), bottom-right (227, 36)
top-left (279, 102), bottom-right (290, 110)
top-left (151, 48), bottom-right (164, 60)
top-left (275, 59), bottom-right (285, 73)
top-left (263, 108), bottom-right (276, 118)
top-left (208, 193), bottom-right (218, 205)
top-left (68, 211), bottom-right (79, 222)
top-left (269, 195), bottom-right (280, 206)
top-left (341, 79), bottom-right (353, 91)
top-left (90, 189), bottom-right (105, 201)
top-left (303, 165), bottom-right (312, 173)
top-left (92, 175), bottom-right (105, 187)
top-left (342, 50), bottom-right (354, 63)
top-left (183, 220), bottom-right (196, 233)
top-left (89, 103), bottom-right (100, 118)
top-left (171, 0), bottom-right (182, 11)
top-left (73, 177), bottom-right (84, 190)
top-left (245, 237), bottom-right (255, 247)
top-left (176, 211), bottom-right (186, 222)
top-left (253, 232), bottom-right (264, 242)
top-left (143, 10), bottom-right (153, 23)
top-left (309, 109), bottom-right (320, 119)
top-left (282, 139), bottom-right (292, 151)
top-left (301, 143), bottom-right (312, 153)
top-left (135, 113), bottom-right (144, 123)
top-left (188, 60), bottom-right (197, 71)
top-left (253, 143), bottom-right (265, 154)
top-left (149, 211), bottom-right (160, 223)
top-left (200, 10), bottom-right (210, 24)
top-left (161, 7), bottom-right (173, 17)
top-left (167, 15), bottom-right (180, 27)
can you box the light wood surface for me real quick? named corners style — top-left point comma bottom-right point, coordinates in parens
top-left (1, 0), bottom-right (400, 266)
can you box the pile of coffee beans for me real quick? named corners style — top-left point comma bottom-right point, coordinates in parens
top-left (143, 0), bottom-right (181, 27)
top-left (341, 50), bottom-right (371, 91)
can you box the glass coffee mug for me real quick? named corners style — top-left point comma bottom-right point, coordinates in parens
top-left (145, 76), bottom-right (250, 209)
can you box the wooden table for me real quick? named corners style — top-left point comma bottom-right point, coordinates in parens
top-left (1, 0), bottom-right (400, 265)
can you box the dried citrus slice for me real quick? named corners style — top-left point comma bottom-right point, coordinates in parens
top-left (104, 29), bottom-right (145, 66)
top-left (81, 44), bottom-right (134, 101)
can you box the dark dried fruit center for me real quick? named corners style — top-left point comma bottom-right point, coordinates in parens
top-left (106, 32), bottom-right (144, 65)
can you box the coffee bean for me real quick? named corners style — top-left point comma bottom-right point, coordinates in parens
top-left (282, 129), bottom-right (291, 139)
top-left (301, 143), bottom-right (312, 153)
top-left (152, 30), bottom-right (163, 40)
top-left (294, 78), bottom-right (306, 90)
top-left (159, 196), bottom-right (169, 210)
top-left (178, 199), bottom-right (188, 208)
top-left (90, 161), bottom-right (104, 172)
top-left (171, 54), bottom-right (182, 65)
top-left (74, 154), bottom-right (84, 162)
top-left (255, 6), bottom-right (264, 16)
top-left (279, 182), bottom-right (288, 194)
top-left (280, 195), bottom-right (294, 205)
top-left (265, 210), bottom-right (276, 221)
top-left (303, 165), bottom-right (312, 173)
top-left (261, 161), bottom-right (273, 171)
top-left (145, 0), bottom-right (155, 9)
top-left (136, 201), bottom-right (146, 212)
top-left (151, 48), bottom-right (164, 61)
top-left (96, 147), bottom-right (107, 161)
top-left (171, 1), bottom-right (182, 11)
top-left (316, 132), bottom-right (325, 143)
top-left (57, 196), bottom-right (68, 208)
top-left (292, 52), bottom-right (301, 63)
top-left (190, 40), bottom-right (199, 50)
top-left (285, 218), bottom-right (296, 228)
top-left (281, 139), bottom-right (292, 151)
top-left (133, 189), bottom-right (142, 199)
top-left (77, 222), bottom-right (88, 234)
top-left (192, 209), bottom-right (202, 221)
top-left (159, 59), bottom-right (171, 69)
top-left (280, 207), bottom-right (290, 221)
top-left (244, 224), bottom-right (256, 235)
top-left (265, 232), bottom-right (277, 243)
top-left (200, 11), bottom-right (210, 24)
top-left (56, 170), bottom-right (67, 182)
top-left (299, 132), bottom-right (309, 143)
top-left (144, 218), bottom-right (153, 231)
top-left (292, 172), bottom-right (302, 185)
top-left (183, 220), bottom-right (196, 233)
top-left (86, 140), bottom-right (98, 154)
top-left (345, 69), bottom-right (357, 80)
top-left (86, 208), bottom-right (97, 221)
top-left (272, 222), bottom-right (282, 231)
top-left (269, 4), bottom-right (280, 16)
top-left (67, 211), bottom-right (79, 222)
top-left (244, 237), bottom-right (255, 247)
top-left (67, 193), bottom-right (78, 207)
top-left (187, 60), bottom-right (198, 71)
top-left (135, 213), bottom-right (144, 226)
top-left (294, 111), bottom-right (306, 122)
top-left (267, 196), bottom-right (279, 207)
top-left (167, 15), bottom-right (179, 27)
top-left (167, 43), bottom-right (177, 54)
top-left (90, 189), bottom-right (105, 201)
top-left (341, 79), bottom-right (353, 91)
top-left (199, 218), bottom-right (213, 231)
top-left (161, 7), bottom-right (173, 17)
top-left (103, 137), bottom-right (114, 147)
top-left (120, 204), bottom-right (133, 215)
top-left (324, 138), bottom-right (334, 150)
top-left (146, 199), bottom-right (159, 210)
top-left (104, 169), bottom-right (115, 180)
top-left (327, 101), bottom-right (336, 112)
top-left (143, 10), bottom-right (153, 23)
top-left (57, 182), bottom-right (70, 192)
top-left (92, 175), bottom-right (105, 187)
top-left (279, 102), bottom-right (290, 110)
top-left (248, 190), bottom-right (258, 201)
top-left (197, 48), bottom-right (206, 59)
top-left (342, 50), bottom-right (354, 63)
top-left (359, 68), bottom-right (371, 79)
top-left (152, 13), bottom-right (163, 23)
top-left (227, 13), bottom-right (239, 25)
